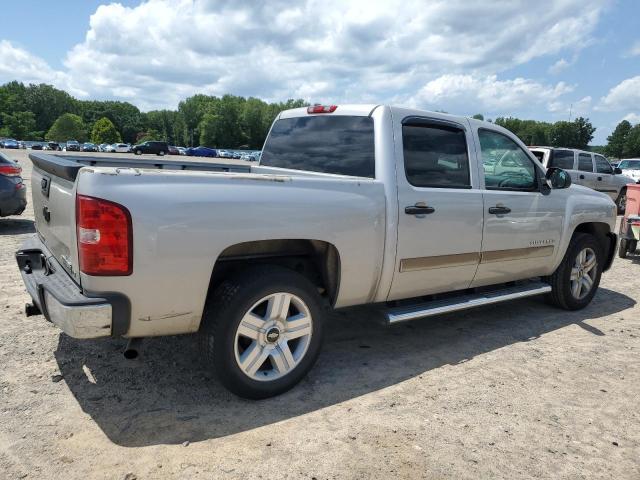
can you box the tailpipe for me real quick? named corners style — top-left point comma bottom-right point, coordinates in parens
top-left (123, 338), bottom-right (143, 360)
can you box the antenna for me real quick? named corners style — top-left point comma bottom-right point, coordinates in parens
top-left (568, 103), bottom-right (573, 122)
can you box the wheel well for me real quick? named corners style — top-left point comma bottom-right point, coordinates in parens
top-left (573, 222), bottom-right (613, 259)
top-left (207, 239), bottom-right (341, 306)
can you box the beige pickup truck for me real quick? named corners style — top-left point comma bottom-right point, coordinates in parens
top-left (16, 105), bottom-right (617, 398)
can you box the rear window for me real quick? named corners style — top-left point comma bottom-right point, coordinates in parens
top-left (549, 150), bottom-right (574, 169)
top-left (260, 115), bottom-right (375, 178)
top-left (578, 153), bottom-right (593, 172)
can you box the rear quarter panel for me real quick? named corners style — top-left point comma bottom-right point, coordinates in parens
top-left (76, 168), bottom-right (386, 337)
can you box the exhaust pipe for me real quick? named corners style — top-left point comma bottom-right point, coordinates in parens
top-left (123, 338), bottom-right (143, 360)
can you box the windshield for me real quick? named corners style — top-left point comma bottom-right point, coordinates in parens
top-left (261, 115), bottom-right (375, 177)
top-left (618, 160), bottom-right (640, 170)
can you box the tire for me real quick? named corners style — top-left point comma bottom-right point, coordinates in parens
top-left (199, 265), bottom-right (325, 399)
top-left (158, 150), bottom-right (165, 156)
top-left (616, 188), bottom-right (626, 214)
top-left (618, 238), bottom-right (628, 259)
top-left (134, 149), bottom-right (142, 155)
top-left (546, 233), bottom-right (603, 310)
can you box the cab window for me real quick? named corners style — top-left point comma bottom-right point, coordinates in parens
top-left (402, 122), bottom-right (471, 188)
top-left (549, 150), bottom-right (575, 170)
top-left (479, 129), bottom-right (537, 191)
top-left (578, 153), bottom-right (593, 172)
top-left (595, 155), bottom-right (613, 174)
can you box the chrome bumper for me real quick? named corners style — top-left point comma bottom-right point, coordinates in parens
top-left (16, 236), bottom-right (112, 339)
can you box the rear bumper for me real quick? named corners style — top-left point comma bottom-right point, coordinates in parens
top-left (15, 235), bottom-right (112, 339)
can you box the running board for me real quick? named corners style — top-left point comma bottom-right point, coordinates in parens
top-left (385, 282), bottom-right (551, 324)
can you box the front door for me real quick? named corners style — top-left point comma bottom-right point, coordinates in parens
top-left (388, 116), bottom-right (484, 301)
top-left (472, 128), bottom-right (564, 287)
top-left (594, 154), bottom-right (618, 200)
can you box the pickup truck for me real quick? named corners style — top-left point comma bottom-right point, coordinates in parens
top-left (16, 104), bottom-right (618, 399)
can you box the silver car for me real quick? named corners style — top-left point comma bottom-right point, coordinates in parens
top-left (529, 147), bottom-right (634, 213)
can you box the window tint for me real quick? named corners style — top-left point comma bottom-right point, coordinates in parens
top-left (261, 116), bottom-right (375, 178)
top-left (401, 123), bottom-right (470, 188)
top-left (549, 150), bottom-right (575, 169)
top-left (578, 153), bottom-right (593, 172)
top-left (479, 129), bottom-right (537, 191)
top-left (531, 150), bottom-right (545, 162)
top-left (595, 155), bottom-right (613, 174)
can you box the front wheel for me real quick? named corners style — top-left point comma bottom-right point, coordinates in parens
top-left (158, 150), bottom-right (165, 156)
top-left (546, 233), bottom-right (602, 310)
top-left (134, 149), bottom-right (142, 155)
top-left (199, 266), bottom-right (325, 399)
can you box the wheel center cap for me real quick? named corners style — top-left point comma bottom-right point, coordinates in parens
top-left (265, 327), bottom-right (280, 343)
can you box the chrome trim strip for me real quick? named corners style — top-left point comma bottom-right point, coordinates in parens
top-left (480, 245), bottom-right (554, 263)
top-left (400, 252), bottom-right (480, 272)
top-left (386, 283), bottom-right (552, 324)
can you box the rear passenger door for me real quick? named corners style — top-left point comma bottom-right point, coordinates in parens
top-left (388, 117), bottom-right (484, 300)
top-left (577, 152), bottom-right (596, 189)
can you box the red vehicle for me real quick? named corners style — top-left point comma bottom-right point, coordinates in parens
top-left (618, 183), bottom-right (640, 257)
top-left (168, 145), bottom-right (180, 155)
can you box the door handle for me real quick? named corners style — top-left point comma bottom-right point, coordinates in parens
top-left (488, 206), bottom-right (511, 215)
top-left (42, 206), bottom-right (51, 222)
top-left (579, 175), bottom-right (585, 179)
top-left (405, 205), bottom-right (435, 215)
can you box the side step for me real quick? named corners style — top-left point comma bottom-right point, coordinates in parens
top-left (385, 281), bottom-right (551, 324)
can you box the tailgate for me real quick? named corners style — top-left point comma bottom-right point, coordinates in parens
top-left (29, 153), bottom-right (82, 284)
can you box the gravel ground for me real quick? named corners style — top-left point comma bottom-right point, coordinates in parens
top-left (0, 149), bottom-right (639, 480)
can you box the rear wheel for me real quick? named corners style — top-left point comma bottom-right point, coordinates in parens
top-left (199, 266), bottom-right (325, 399)
top-left (546, 233), bottom-right (602, 310)
top-left (158, 150), bottom-right (165, 156)
top-left (134, 149), bottom-right (142, 155)
top-left (616, 188), bottom-right (627, 214)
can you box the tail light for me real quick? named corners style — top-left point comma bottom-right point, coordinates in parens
top-left (307, 105), bottom-right (337, 114)
top-left (0, 164), bottom-right (21, 176)
top-left (76, 195), bottom-right (133, 276)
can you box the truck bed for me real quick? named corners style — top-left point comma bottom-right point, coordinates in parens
top-left (29, 152), bottom-right (251, 182)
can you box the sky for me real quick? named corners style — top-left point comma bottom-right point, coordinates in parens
top-left (0, 0), bottom-right (639, 144)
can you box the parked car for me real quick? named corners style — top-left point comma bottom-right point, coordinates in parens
top-left (30, 143), bottom-right (43, 151)
top-left (616, 159), bottom-right (640, 183)
top-left (240, 152), bottom-right (259, 161)
top-left (217, 149), bottom-right (232, 158)
top-left (186, 146), bottom-right (217, 157)
top-left (17, 105), bottom-right (618, 399)
top-left (66, 140), bottom-right (80, 152)
top-left (97, 143), bottom-right (109, 152)
top-left (1, 139), bottom-right (19, 149)
top-left (112, 143), bottom-right (131, 153)
top-left (0, 153), bottom-right (26, 217)
top-left (529, 147), bottom-right (633, 213)
top-left (177, 147), bottom-right (187, 155)
top-left (168, 145), bottom-right (180, 155)
top-left (81, 142), bottom-right (98, 152)
top-left (44, 142), bottom-right (61, 151)
top-left (132, 141), bottom-right (169, 156)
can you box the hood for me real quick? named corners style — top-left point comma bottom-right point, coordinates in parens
top-left (569, 183), bottom-right (612, 200)
top-left (621, 169), bottom-right (640, 181)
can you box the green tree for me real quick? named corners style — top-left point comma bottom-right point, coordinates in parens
top-left (606, 120), bottom-right (632, 159)
top-left (136, 129), bottom-right (163, 143)
top-left (472, 113), bottom-right (484, 121)
top-left (91, 117), bottom-right (122, 144)
top-left (623, 125), bottom-right (640, 158)
top-left (573, 117), bottom-right (596, 149)
top-left (46, 113), bottom-right (87, 142)
top-left (0, 111), bottom-right (36, 139)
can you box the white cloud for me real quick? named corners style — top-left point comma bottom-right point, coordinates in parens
top-left (597, 76), bottom-right (640, 111)
top-left (628, 41), bottom-right (640, 57)
top-left (548, 58), bottom-right (570, 75)
top-left (407, 74), bottom-right (573, 114)
top-left (0, 0), bottom-right (607, 111)
top-left (622, 113), bottom-right (640, 125)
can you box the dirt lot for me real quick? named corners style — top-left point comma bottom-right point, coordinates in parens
top-left (1, 149), bottom-right (639, 479)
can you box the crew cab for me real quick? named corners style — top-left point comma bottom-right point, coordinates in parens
top-left (529, 147), bottom-right (633, 213)
top-left (16, 105), bottom-right (617, 399)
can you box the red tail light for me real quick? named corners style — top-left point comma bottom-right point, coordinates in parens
top-left (307, 105), bottom-right (337, 114)
top-left (76, 195), bottom-right (132, 276)
top-left (0, 164), bottom-right (21, 176)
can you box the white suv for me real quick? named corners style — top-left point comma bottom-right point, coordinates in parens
top-left (529, 147), bottom-right (634, 213)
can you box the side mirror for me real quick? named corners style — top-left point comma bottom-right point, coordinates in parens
top-left (546, 167), bottom-right (572, 189)
top-left (614, 167), bottom-right (622, 174)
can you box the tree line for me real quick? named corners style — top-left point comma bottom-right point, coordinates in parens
top-left (0, 81), bottom-right (305, 148)
top-left (2, 80), bottom-right (638, 157)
